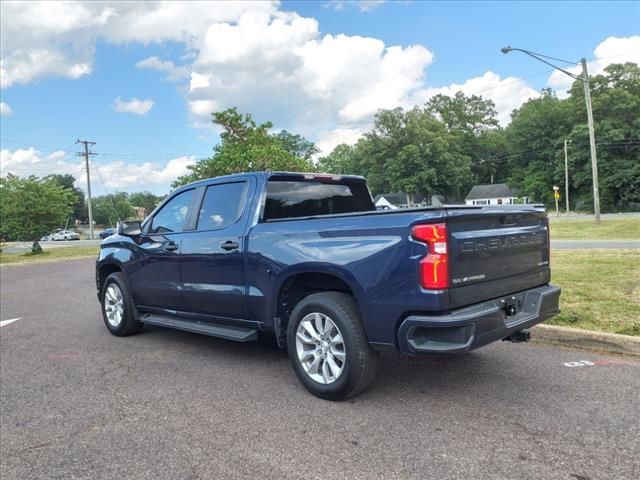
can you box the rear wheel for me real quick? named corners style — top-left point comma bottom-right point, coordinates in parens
top-left (100, 272), bottom-right (142, 336)
top-left (286, 292), bottom-right (379, 400)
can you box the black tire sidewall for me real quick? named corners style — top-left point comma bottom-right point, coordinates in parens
top-left (287, 294), bottom-right (359, 399)
top-left (100, 273), bottom-right (136, 336)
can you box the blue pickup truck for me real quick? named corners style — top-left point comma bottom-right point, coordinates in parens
top-left (96, 171), bottom-right (560, 399)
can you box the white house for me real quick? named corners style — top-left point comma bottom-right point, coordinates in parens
top-left (373, 192), bottom-right (427, 210)
top-left (465, 184), bottom-right (529, 206)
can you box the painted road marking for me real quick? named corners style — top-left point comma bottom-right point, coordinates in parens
top-left (564, 360), bottom-right (595, 367)
top-left (0, 317), bottom-right (21, 328)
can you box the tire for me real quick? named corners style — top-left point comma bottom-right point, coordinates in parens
top-left (286, 292), bottom-right (379, 400)
top-left (100, 272), bottom-right (142, 336)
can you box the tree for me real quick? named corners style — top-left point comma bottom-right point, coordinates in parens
top-left (274, 130), bottom-right (319, 161)
top-left (129, 191), bottom-right (163, 216)
top-left (44, 173), bottom-right (87, 222)
top-left (425, 92), bottom-right (501, 190)
top-left (92, 193), bottom-right (135, 226)
top-left (356, 106), bottom-right (471, 202)
top-left (173, 108), bottom-right (315, 187)
top-left (565, 62), bottom-right (640, 210)
top-left (317, 144), bottom-right (361, 175)
top-left (504, 89), bottom-right (572, 206)
top-left (0, 174), bottom-right (75, 250)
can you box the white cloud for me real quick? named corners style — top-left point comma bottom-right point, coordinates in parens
top-left (0, 102), bottom-right (13, 116)
top-left (421, 71), bottom-right (540, 126)
top-left (135, 56), bottom-right (189, 81)
top-left (315, 125), bottom-right (370, 157)
top-left (1, 147), bottom-right (196, 194)
top-left (94, 156), bottom-right (196, 189)
top-left (1, 1), bottom-right (276, 89)
top-left (547, 36), bottom-right (640, 90)
top-left (187, 11), bottom-right (434, 140)
top-left (189, 99), bottom-right (218, 117)
top-left (113, 96), bottom-right (154, 115)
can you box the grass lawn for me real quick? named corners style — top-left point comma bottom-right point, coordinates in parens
top-left (0, 246), bottom-right (99, 265)
top-left (549, 249), bottom-right (640, 336)
top-left (549, 217), bottom-right (640, 240)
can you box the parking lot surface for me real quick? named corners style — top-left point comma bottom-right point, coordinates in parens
top-left (1, 259), bottom-right (639, 479)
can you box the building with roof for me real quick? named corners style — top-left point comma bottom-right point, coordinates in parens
top-left (465, 183), bottom-right (529, 206)
top-left (373, 192), bottom-right (427, 210)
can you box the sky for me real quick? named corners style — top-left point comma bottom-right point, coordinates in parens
top-left (1, 0), bottom-right (639, 195)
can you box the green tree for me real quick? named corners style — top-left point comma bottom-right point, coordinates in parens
top-left (44, 173), bottom-right (87, 222)
top-left (129, 191), bottom-right (163, 216)
top-left (173, 108), bottom-right (315, 187)
top-left (92, 192), bottom-right (135, 226)
top-left (358, 106), bottom-right (471, 202)
top-left (504, 89), bottom-right (572, 206)
top-left (274, 130), bottom-right (319, 161)
top-left (425, 92), bottom-right (502, 189)
top-left (317, 144), bottom-right (362, 175)
top-left (565, 62), bottom-right (640, 210)
top-left (0, 175), bottom-right (75, 250)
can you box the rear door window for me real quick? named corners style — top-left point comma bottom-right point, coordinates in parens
top-left (197, 182), bottom-right (249, 230)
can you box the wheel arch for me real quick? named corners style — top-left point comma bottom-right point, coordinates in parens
top-left (273, 267), bottom-right (368, 343)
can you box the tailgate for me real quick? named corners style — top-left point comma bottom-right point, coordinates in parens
top-left (446, 207), bottom-right (550, 309)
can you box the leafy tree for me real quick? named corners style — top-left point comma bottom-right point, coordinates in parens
top-left (504, 89), bottom-right (572, 205)
top-left (44, 173), bottom-right (87, 222)
top-left (564, 62), bottom-right (640, 210)
top-left (0, 174), bottom-right (75, 250)
top-left (129, 191), bottom-right (163, 216)
top-left (173, 108), bottom-right (315, 187)
top-left (274, 130), bottom-right (319, 161)
top-left (358, 106), bottom-right (471, 202)
top-left (317, 144), bottom-right (361, 175)
top-left (425, 92), bottom-right (502, 190)
top-left (92, 192), bottom-right (135, 226)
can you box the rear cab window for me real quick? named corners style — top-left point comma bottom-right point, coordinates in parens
top-left (197, 182), bottom-right (249, 230)
top-left (263, 176), bottom-right (375, 221)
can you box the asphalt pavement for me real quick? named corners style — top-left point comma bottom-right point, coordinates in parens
top-left (1, 259), bottom-right (639, 480)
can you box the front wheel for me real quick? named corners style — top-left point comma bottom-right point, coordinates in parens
top-left (100, 272), bottom-right (142, 336)
top-left (286, 292), bottom-right (379, 400)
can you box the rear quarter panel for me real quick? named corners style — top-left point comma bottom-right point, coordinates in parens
top-left (246, 210), bottom-right (448, 346)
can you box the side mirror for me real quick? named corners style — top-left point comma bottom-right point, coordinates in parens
top-left (117, 220), bottom-right (142, 237)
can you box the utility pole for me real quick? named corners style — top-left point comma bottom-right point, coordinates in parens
top-left (564, 139), bottom-right (570, 214)
top-left (501, 47), bottom-right (602, 224)
top-left (581, 58), bottom-right (600, 223)
top-left (76, 140), bottom-right (96, 240)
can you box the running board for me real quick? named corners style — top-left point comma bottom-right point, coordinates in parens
top-left (140, 314), bottom-right (258, 342)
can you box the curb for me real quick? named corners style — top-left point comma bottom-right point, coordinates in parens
top-left (531, 324), bottom-right (640, 358)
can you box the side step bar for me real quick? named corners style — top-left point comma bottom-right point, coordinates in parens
top-left (140, 314), bottom-right (258, 342)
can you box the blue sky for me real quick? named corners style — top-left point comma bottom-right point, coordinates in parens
top-left (1, 0), bottom-right (639, 195)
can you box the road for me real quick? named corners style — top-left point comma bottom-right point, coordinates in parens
top-left (1, 259), bottom-right (639, 480)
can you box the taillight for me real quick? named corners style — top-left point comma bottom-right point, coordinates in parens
top-left (411, 223), bottom-right (449, 290)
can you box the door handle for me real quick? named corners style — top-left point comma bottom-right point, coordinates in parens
top-left (164, 242), bottom-right (179, 252)
top-left (220, 240), bottom-right (239, 251)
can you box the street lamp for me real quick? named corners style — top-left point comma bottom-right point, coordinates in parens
top-left (501, 46), bottom-right (601, 223)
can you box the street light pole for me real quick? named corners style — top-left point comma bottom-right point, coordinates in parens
top-left (564, 139), bottom-right (570, 214)
top-left (501, 47), bottom-right (601, 223)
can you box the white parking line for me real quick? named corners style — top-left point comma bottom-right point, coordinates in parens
top-left (0, 318), bottom-right (21, 328)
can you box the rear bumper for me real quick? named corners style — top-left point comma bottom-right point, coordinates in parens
top-left (397, 284), bottom-right (561, 355)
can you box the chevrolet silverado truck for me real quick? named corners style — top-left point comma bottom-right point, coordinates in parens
top-left (96, 171), bottom-right (560, 400)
